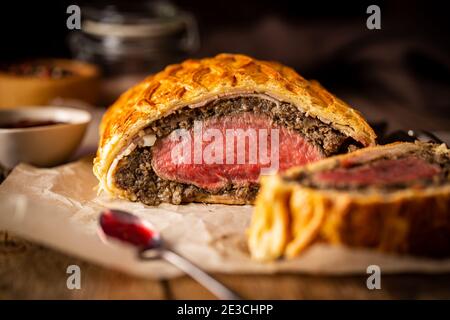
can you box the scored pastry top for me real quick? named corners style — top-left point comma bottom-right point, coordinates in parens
top-left (94, 53), bottom-right (376, 189)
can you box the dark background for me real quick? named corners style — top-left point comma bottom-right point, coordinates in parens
top-left (0, 0), bottom-right (449, 131)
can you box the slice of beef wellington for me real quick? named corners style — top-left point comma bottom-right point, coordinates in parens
top-left (94, 53), bottom-right (376, 205)
top-left (248, 142), bottom-right (450, 261)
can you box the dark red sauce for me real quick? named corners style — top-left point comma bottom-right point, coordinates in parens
top-left (99, 209), bottom-right (159, 249)
top-left (0, 120), bottom-right (65, 129)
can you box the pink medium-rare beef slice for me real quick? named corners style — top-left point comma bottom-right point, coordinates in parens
top-left (151, 112), bottom-right (323, 191)
top-left (314, 156), bottom-right (441, 187)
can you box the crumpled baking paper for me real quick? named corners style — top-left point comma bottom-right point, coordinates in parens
top-left (1, 158), bottom-right (450, 279)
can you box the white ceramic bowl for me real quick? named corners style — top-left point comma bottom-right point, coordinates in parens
top-left (0, 107), bottom-right (91, 168)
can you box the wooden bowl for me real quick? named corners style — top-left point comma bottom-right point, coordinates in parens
top-left (0, 59), bottom-right (100, 108)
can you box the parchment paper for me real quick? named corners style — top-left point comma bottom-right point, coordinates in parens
top-left (1, 158), bottom-right (450, 279)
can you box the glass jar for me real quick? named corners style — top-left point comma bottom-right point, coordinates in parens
top-left (68, 1), bottom-right (199, 104)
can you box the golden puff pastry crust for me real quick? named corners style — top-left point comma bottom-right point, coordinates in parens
top-left (248, 142), bottom-right (450, 261)
top-left (94, 53), bottom-right (376, 199)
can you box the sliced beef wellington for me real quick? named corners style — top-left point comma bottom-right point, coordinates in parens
top-left (248, 142), bottom-right (450, 261)
top-left (94, 53), bottom-right (376, 205)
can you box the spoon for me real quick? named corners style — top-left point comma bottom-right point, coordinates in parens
top-left (99, 209), bottom-right (241, 300)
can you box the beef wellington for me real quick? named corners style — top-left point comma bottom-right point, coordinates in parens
top-left (248, 142), bottom-right (450, 261)
top-left (94, 53), bottom-right (375, 205)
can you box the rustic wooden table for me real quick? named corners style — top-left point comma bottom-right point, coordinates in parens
top-left (1, 231), bottom-right (449, 300)
top-left (1, 108), bottom-right (450, 300)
